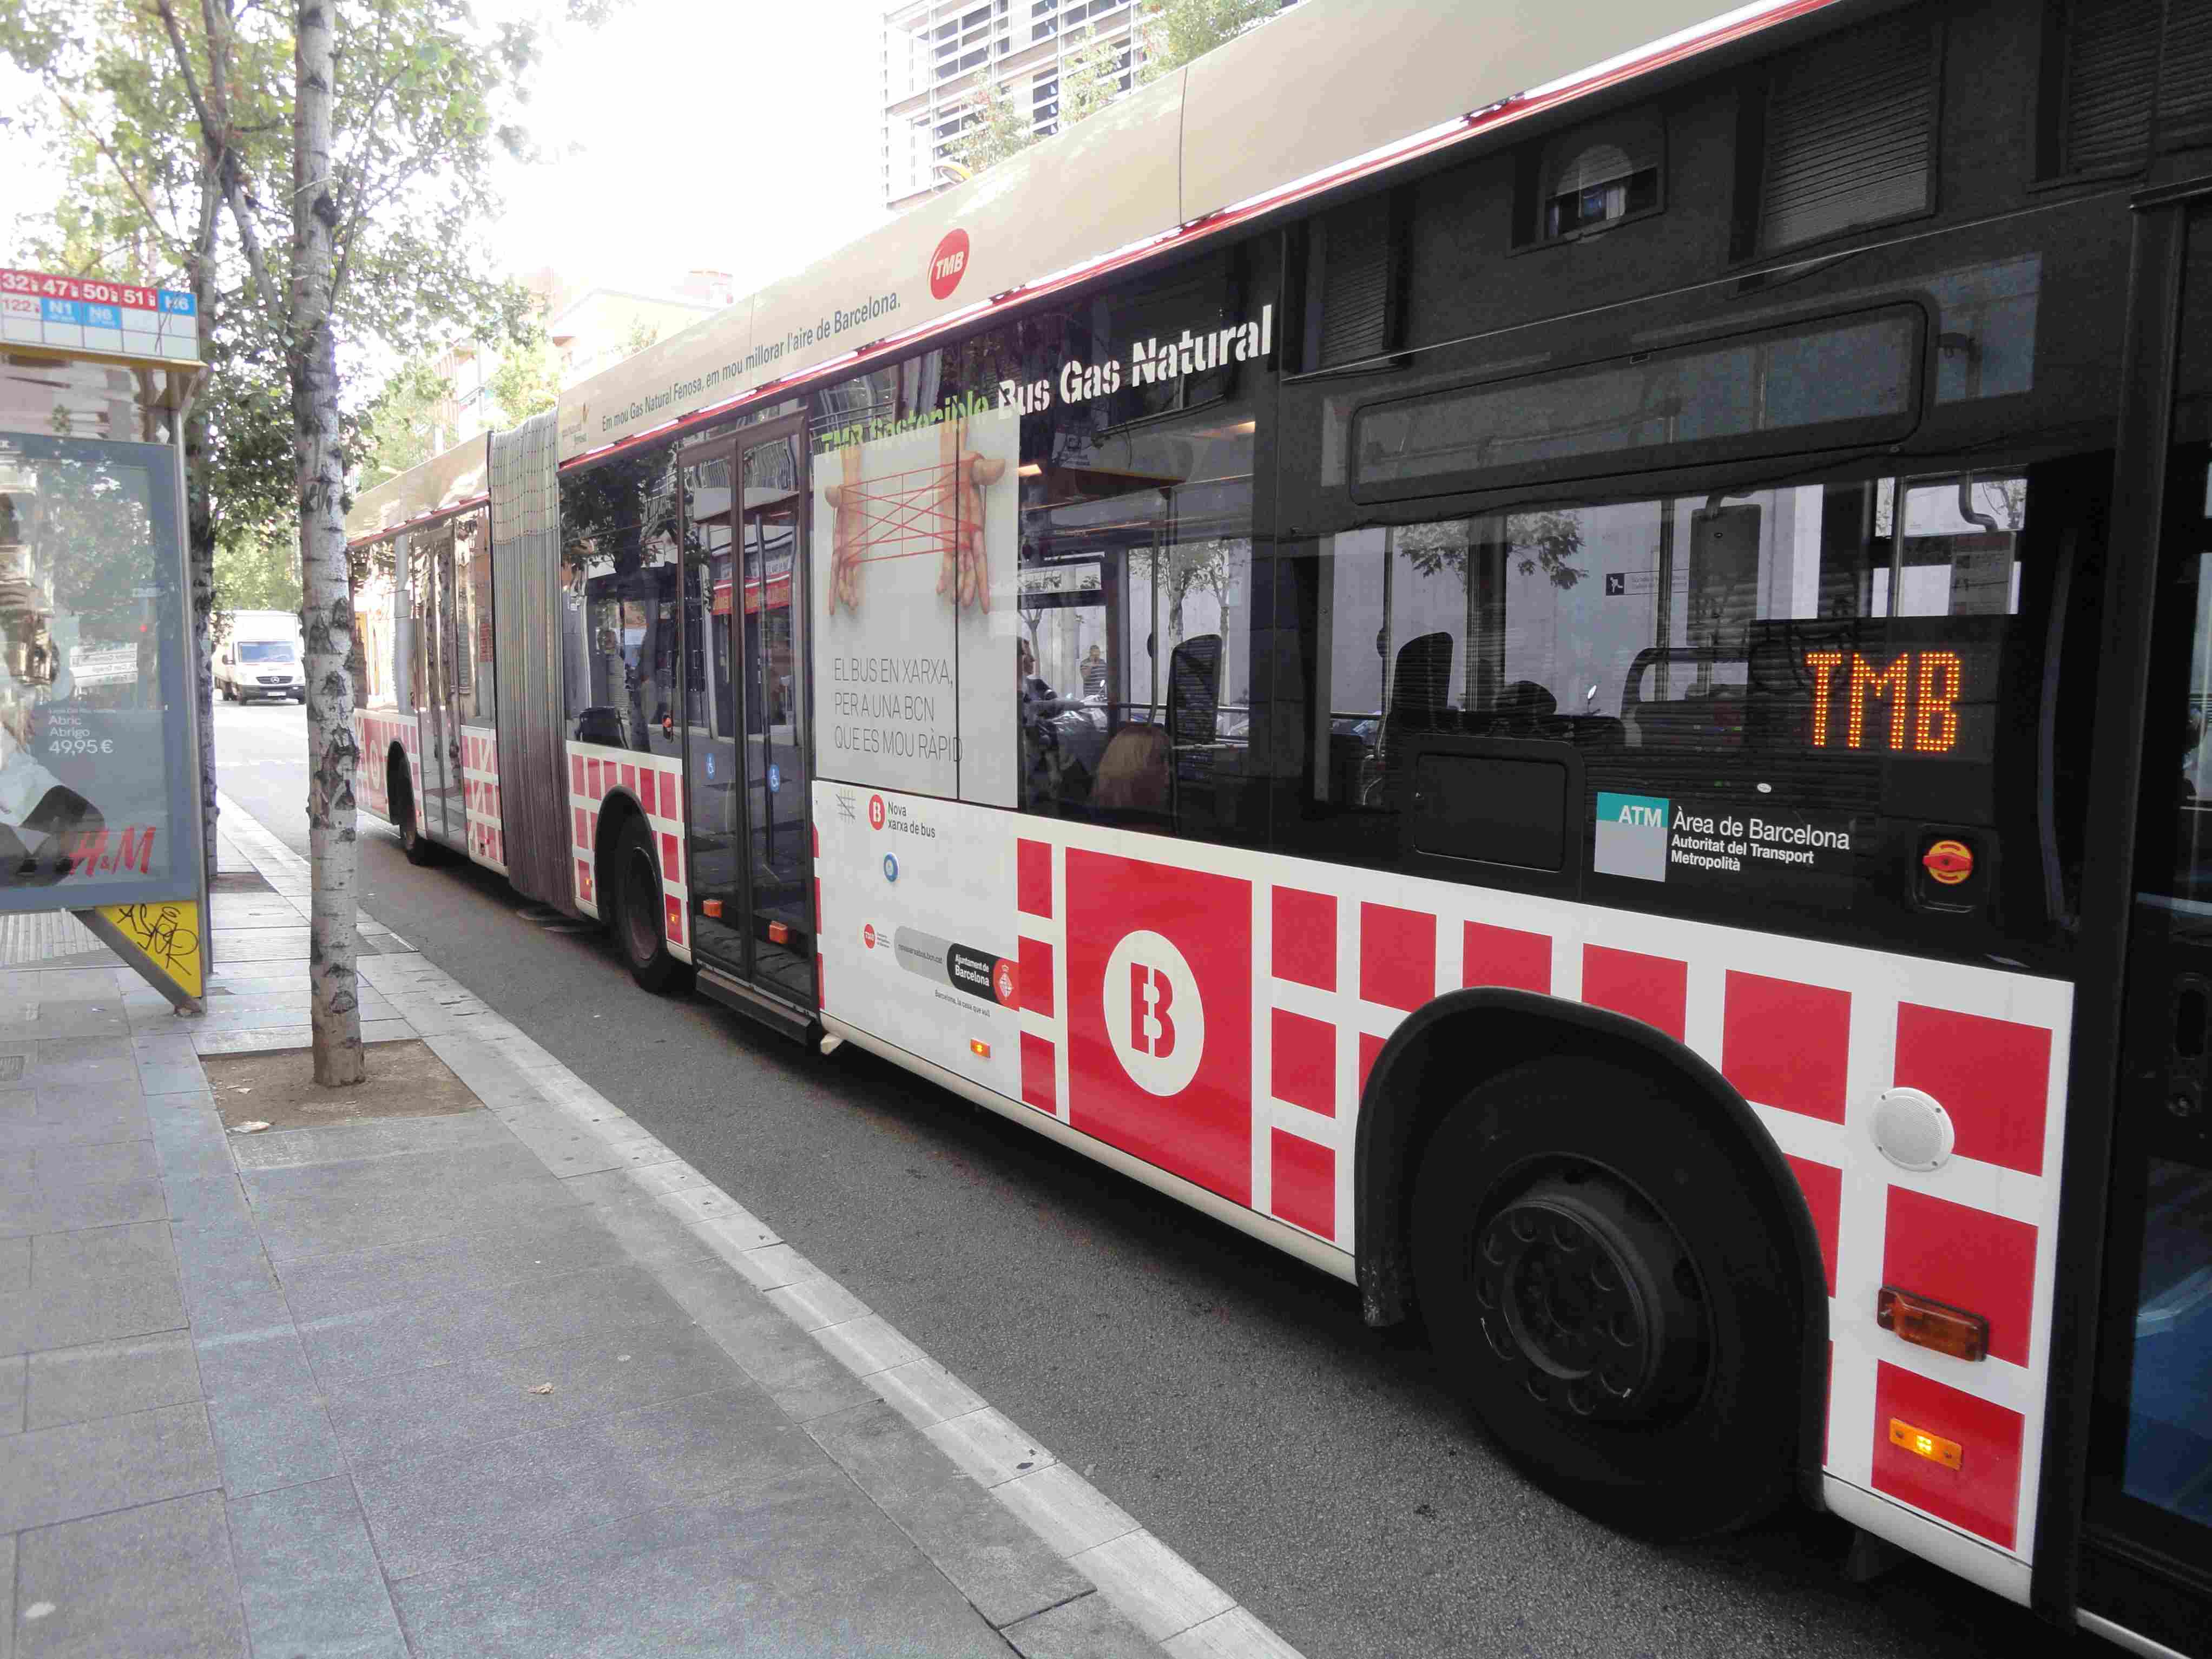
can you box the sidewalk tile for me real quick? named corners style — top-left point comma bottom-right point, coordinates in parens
top-left (350, 1384), bottom-right (810, 1581)
top-left (140, 1062), bottom-right (214, 1095)
top-left (995, 1463), bottom-right (1142, 1559)
top-left (209, 1392), bottom-right (347, 1496)
top-left (192, 1323), bottom-right (315, 1405)
top-left (322, 1321), bottom-right (738, 1462)
top-left (922, 1407), bottom-right (1057, 1489)
top-left (387, 1467), bottom-right (1008, 1659)
top-left (0, 1401), bottom-right (217, 1531)
top-left (653, 1258), bottom-right (875, 1424)
top-left (23, 1141), bottom-right (157, 1188)
top-left (229, 1477), bottom-right (406, 1659)
top-left (297, 1261), bottom-right (697, 1384)
top-left (170, 1224), bottom-right (289, 1342)
top-left (228, 1111), bottom-right (509, 1173)
top-left (1163, 1606), bottom-right (1305, 1659)
top-left (765, 1274), bottom-right (870, 1332)
top-left (24, 1039), bottom-right (136, 1087)
top-left (567, 1175), bottom-right (719, 1275)
top-left (807, 1401), bottom-right (1091, 1629)
top-left (4, 1222), bottom-right (185, 1353)
top-left (1, 1093), bottom-right (148, 1152)
top-left (869, 1357), bottom-right (988, 1432)
top-left (163, 1172), bottom-right (255, 1236)
top-left (24, 1333), bottom-right (199, 1428)
top-left (276, 1202), bottom-right (633, 1325)
top-left (1005, 1591), bottom-right (1165, 1659)
top-left (1068, 1530), bottom-right (1234, 1643)
top-left (814, 1314), bottom-right (925, 1379)
top-left (2, 1351), bottom-right (22, 1433)
top-left (240, 1141), bottom-right (574, 1263)
top-left (1, 1531), bottom-right (12, 1659)
top-left (14, 1490), bottom-right (246, 1659)
top-left (145, 1108), bottom-right (233, 1184)
top-left (0, 1176), bottom-right (167, 1239)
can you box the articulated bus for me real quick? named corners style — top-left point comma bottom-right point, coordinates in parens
top-left (347, 0), bottom-right (2212, 1648)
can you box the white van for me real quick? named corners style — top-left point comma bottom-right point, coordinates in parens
top-left (216, 611), bottom-right (305, 703)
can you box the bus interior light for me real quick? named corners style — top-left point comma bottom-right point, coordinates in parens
top-left (767, 921), bottom-right (791, 945)
top-left (702, 899), bottom-right (723, 918)
top-left (1877, 1286), bottom-right (1989, 1362)
top-left (1887, 1418), bottom-right (1964, 1470)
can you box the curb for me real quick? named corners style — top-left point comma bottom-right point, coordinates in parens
top-left (214, 792), bottom-right (1307, 1659)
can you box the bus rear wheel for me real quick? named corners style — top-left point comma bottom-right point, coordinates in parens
top-left (391, 758), bottom-right (438, 867)
top-left (1412, 1057), bottom-right (1802, 1541)
top-left (614, 815), bottom-right (688, 995)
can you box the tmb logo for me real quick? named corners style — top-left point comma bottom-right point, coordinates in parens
top-left (1102, 929), bottom-right (1204, 1098)
top-left (928, 229), bottom-right (970, 301)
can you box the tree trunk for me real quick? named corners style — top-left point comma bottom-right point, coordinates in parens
top-left (293, 0), bottom-right (363, 1087)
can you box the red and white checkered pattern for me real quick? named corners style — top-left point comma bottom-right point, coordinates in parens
top-left (991, 820), bottom-right (2070, 1568)
top-left (458, 724), bottom-right (508, 876)
top-left (352, 709), bottom-right (419, 828)
top-left (565, 740), bottom-right (689, 959)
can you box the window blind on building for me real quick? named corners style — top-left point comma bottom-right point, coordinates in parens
top-left (1759, 18), bottom-right (1936, 254)
top-left (1312, 197), bottom-right (1394, 370)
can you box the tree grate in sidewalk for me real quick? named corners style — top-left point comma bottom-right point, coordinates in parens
top-left (210, 870), bottom-right (278, 893)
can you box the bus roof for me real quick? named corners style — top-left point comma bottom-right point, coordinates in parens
top-left (348, 0), bottom-right (1850, 545)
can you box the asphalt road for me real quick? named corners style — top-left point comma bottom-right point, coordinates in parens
top-left (211, 700), bottom-right (2099, 1659)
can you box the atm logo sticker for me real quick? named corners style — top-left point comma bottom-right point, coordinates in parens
top-left (1595, 792), bottom-right (1670, 883)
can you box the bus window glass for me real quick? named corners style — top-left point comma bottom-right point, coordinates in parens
top-left (454, 508), bottom-right (494, 723)
top-left (1270, 465), bottom-right (2044, 895)
top-left (558, 446), bottom-right (682, 759)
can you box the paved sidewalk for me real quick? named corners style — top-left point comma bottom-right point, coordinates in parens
top-left (0, 800), bottom-right (1303, 1658)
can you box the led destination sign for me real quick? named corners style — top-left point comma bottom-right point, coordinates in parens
top-left (1805, 648), bottom-right (1965, 755)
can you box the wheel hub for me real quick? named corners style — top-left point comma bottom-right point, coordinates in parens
top-left (1471, 1174), bottom-right (1708, 1424)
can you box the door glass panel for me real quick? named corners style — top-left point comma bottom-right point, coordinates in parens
top-left (2121, 498), bottom-right (2212, 1537)
top-left (740, 430), bottom-right (812, 1004)
top-left (681, 447), bottom-right (746, 972)
top-left (2104, 203), bottom-right (2212, 1564)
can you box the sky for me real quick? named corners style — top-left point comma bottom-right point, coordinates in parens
top-left (490, 0), bottom-right (894, 302)
top-left (0, 0), bottom-right (896, 312)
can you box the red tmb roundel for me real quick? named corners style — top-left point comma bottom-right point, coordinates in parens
top-left (929, 229), bottom-right (971, 301)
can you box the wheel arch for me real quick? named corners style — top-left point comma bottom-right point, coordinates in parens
top-left (590, 787), bottom-right (650, 921)
top-left (1354, 987), bottom-right (1830, 1507)
top-left (383, 741), bottom-right (412, 814)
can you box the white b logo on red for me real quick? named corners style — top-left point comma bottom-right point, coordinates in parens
top-left (868, 794), bottom-right (887, 830)
top-left (1103, 930), bottom-right (1203, 1097)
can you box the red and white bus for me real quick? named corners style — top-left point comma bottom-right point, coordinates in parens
top-left (347, 0), bottom-right (2212, 1649)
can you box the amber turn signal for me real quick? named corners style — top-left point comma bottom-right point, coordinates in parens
top-left (970, 1038), bottom-right (991, 1059)
top-left (1888, 1418), bottom-right (1964, 1470)
top-left (1878, 1286), bottom-right (1989, 1361)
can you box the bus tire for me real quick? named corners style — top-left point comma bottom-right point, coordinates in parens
top-left (391, 756), bottom-right (438, 867)
top-left (614, 814), bottom-right (687, 995)
top-left (1411, 1056), bottom-right (1801, 1541)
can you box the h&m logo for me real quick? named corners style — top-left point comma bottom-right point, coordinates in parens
top-left (1103, 929), bottom-right (1204, 1097)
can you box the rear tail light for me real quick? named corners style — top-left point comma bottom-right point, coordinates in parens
top-left (1878, 1286), bottom-right (1989, 1361)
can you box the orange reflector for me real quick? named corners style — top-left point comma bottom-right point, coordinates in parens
top-left (1878, 1286), bottom-right (1990, 1361)
top-left (767, 921), bottom-right (790, 945)
top-left (1921, 838), bottom-right (1973, 886)
top-left (702, 899), bottom-right (722, 918)
top-left (1888, 1418), bottom-right (1964, 1470)
top-left (970, 1039), bottom-right (991, 1059)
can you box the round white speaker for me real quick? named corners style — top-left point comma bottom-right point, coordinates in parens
top-left (1871, 1087), bottom-right (1954, 1172)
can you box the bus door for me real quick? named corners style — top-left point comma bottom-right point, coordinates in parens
top-left (407, 521), bottom-right (457, 843)
top-left (675, 417), bottom-right (816, 1020)
top-left (2079, 184), bottom-right (2212, 1653)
